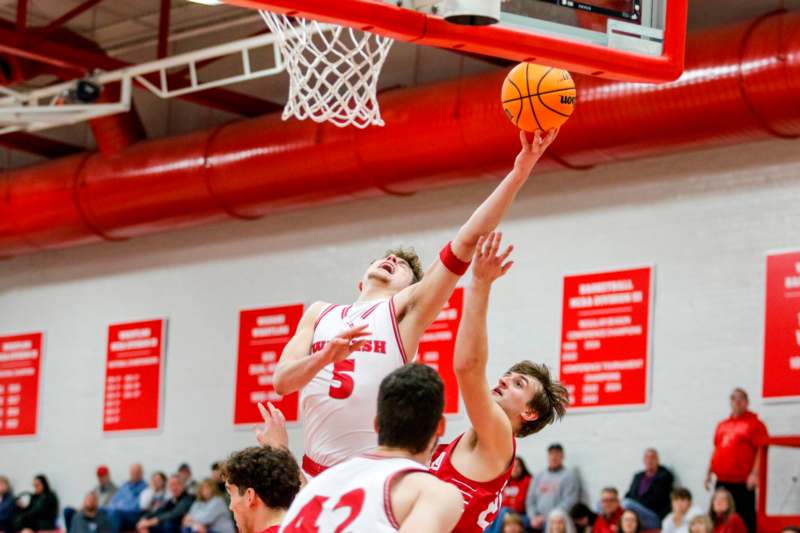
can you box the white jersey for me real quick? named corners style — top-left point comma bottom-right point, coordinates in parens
top-left (280, 455), bottom-right (427, 533)
top-left (301, 299), bottom-right (409, 471)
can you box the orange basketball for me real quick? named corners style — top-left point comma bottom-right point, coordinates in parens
top-left (501, 62), bottom-right (576, 132)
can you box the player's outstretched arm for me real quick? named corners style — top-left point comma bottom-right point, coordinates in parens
top-left (396, 130), bottom-right (557, 342)
top-left (395, 473), bottom-right (464, 533)
top-left (454, 232), bottom-right (514, 452)
top-left (273, 302), bottom-right (371, 395)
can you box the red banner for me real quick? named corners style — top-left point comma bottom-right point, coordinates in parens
top-left (0, 332), bottom-right (43, 437)
top-left (234, 304), bottom-right (304, 425)
top-left (417, 287), bottom-right (463, 414)
top-left (763, 250), bottom-right (800, 401)
top-left (559, 267), bottom-right (653, 410)
top-left (103, 319), bottom-right (166, 433)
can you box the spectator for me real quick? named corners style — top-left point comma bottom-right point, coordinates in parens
top-left (501, 512), bottom-right (525, 533)
top-left (781, 528), bottom-right (800, 533)
top-left (139, 473), bottom-right (169, 515)
top-left (65, 466), bottom-right (119, 532)
top-left (104, 463), bottom-right (147, 533)
top-left (94, 467), bottom-right (117, 508)
top-left (176, 466), bottom-right (197, 497)
top-left (570, 502), bottom-right (597, 533)
top-left (12, 475), bottom-right (58, 533)
top-left (708, 488), bottom-right (747, 533)
top-left (547, 508), bottom-right (578, 533)
top-left (594, 487), bottom-right (624, 533)
top-left (207, 465), bottom-right (227, 508)
top-left (69, 492), bottom-right (112, 533)
top-left (705, 388), bottom-right (767, 533)
top-left (662, 487), bottom-right (704, 533)
top-left (487, 456), bottom-right (533, 533)
top-left (526, 443), bottom-right (582, 532)
top-left (623, 448), bottom-right (674, 529)
top-left (136, 476), bottom-right (194, 533)
top-left (180, 480), bottom-right (233, 533)
top-left (222, 446), bottom-right (301, 533)
top-left (618, 509), bottom-right (641, 533)
top-left (0, 476), bottom-right (15, 533)
top-left (688, 515), bottom-right (713, 533)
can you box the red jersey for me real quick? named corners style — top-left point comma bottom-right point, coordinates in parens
top-left (713, 513), bottom-right (748, 533)
top-left (710, 411), bottom-right (768, 483)
top-left (429, 433), bottom-right (515, 533)
top-left (593, 507), bottom-right (624, 533)
top-left (501, 474), bottom-right (531, 514)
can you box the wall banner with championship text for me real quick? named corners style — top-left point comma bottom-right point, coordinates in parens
top-left (103, 319), bottom-right (167, 433)
top-left (418, 287), bottom-right (463, 415)
top-left (234, 304), bottom-right (304, 425)
top-left (559, 266), bottom-right (654, 411)
top-left (763, 250), bottom-right (800, 401)
top-left (0, 332), bottom-right (43, 438)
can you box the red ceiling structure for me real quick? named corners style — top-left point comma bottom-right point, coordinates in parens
top-left (0, 10), bottom-right (798, 258)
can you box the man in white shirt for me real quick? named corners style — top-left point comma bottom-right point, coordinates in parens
top-left (661, 487), bottom-right (703, 533)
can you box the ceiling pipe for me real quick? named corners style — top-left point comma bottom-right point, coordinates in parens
top-left (0, 11), bottom-right (799, 258)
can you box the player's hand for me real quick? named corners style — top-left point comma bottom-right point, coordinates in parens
top-left (515, 127), bottom-right (558, 171)
top-left (747, 472), bottom-right (758, 490)
top-left (472, 232), bottom-right (513, 284)
top-left (704, 472), bottom-right (713, 491)
top-left (317, 323), bottom-right (372, 364)
top-left (255, 401), bottom-right (289, 450)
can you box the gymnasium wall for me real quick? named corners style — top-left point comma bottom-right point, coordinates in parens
top-left (1, 137), bottom-right (799, 517)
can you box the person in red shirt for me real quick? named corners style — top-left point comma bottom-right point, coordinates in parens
top-left (709, 488), bottom-right (747, 533)
top-left (704, 388), bottom-right (768, 533)
top-left (223, 447), bottom-right (301, 533)
top-left (594, 487), bottom-right (625, 533)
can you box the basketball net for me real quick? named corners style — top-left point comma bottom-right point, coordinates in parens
top-left (259, 11), bottom-right (394, 129)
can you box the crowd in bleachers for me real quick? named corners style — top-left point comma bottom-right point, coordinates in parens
top-left (0, 387), bottom-right (797, 533)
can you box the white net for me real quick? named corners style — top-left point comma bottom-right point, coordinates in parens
top-left (259, 11), bottom-right (394, 129)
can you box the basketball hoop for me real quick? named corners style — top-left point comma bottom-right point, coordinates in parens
top-left (259, 11), bottom-right (393, 129)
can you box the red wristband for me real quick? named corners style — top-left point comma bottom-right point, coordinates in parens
top-left (439, 241), bottom-right (471, 275)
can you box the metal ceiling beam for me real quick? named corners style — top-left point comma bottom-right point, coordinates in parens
top-left (33, 0), bottom-right (105, 44)
top-left (0, 22), bottom-right (281, 117)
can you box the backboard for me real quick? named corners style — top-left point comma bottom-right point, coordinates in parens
top-left (225, 0), bottom-right (687, 82)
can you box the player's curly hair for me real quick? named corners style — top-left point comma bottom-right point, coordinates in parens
top-left (222, 446), bottom-right (300, 510)
top-left (384, 247), bottom-right (424, 284)
top-left (510, 361), bottom-right (569, 438)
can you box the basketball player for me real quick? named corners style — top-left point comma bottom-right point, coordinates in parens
top-left (279, 364), bottom-right (464, 533)
top-left (224, 446), bottom-right (302, 533)
top-left (430, 232), bottom-right (570, 532)
top-left (274, 129), bottom-right (560, 477)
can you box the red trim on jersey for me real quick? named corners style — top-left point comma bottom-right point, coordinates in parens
top-left (360, 302), bottom-right (381, 319)
top-left (388, 297), bottom-right (409, 363)
top-left (302, 454), bottom-right (330, 477)
top-left (383, 468), bottom-right (430, 529)
top-left (439, 241), bottom-right (471, 275)
top-left (340, 305), bottom-right (352, 319)
top-left (313, 303), bottom-right (337, 330)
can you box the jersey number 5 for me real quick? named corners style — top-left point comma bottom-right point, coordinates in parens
top-left (329, 359), bottom-right (355, 399)
top-left (283, 488), bottom-right (365, 532)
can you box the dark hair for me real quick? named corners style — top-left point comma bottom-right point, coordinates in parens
top-left (178, 463), bottom-right (191, 473)
top-left (570, 503), bottom-right (597, 524)
top-left (34, 475), bottom-right (52, 494)
top-left (618, 509), bottom-right (642, 533)
top-left (602, 487), bottom-right (619, 497)
top-left (211, 462), bottom-right (222, 471)
top-left (153, 471), bottom-right (167, 484)
top-left (709, 488), bottom-right (735, 526)
top-left (384, 247), bottom-right (423, 284)
top-left (671, 487), bottom-right (692, 501)
top-left (508, 361), bottom-right (569, 437)
top-left (223, 446), bottom-right (301, 510)
top-left (377, 364), bottom-right (444, 453)
top-left (512, 456), bottom-right (530, 479)
top-left (548, 443), bottom-right (564, 453)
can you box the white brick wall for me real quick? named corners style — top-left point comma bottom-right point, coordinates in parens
top-left (1, 138), bottom-right (799, 518)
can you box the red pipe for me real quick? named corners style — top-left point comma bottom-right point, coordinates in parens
top-left (1, 12), bottom-right (799, 258)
